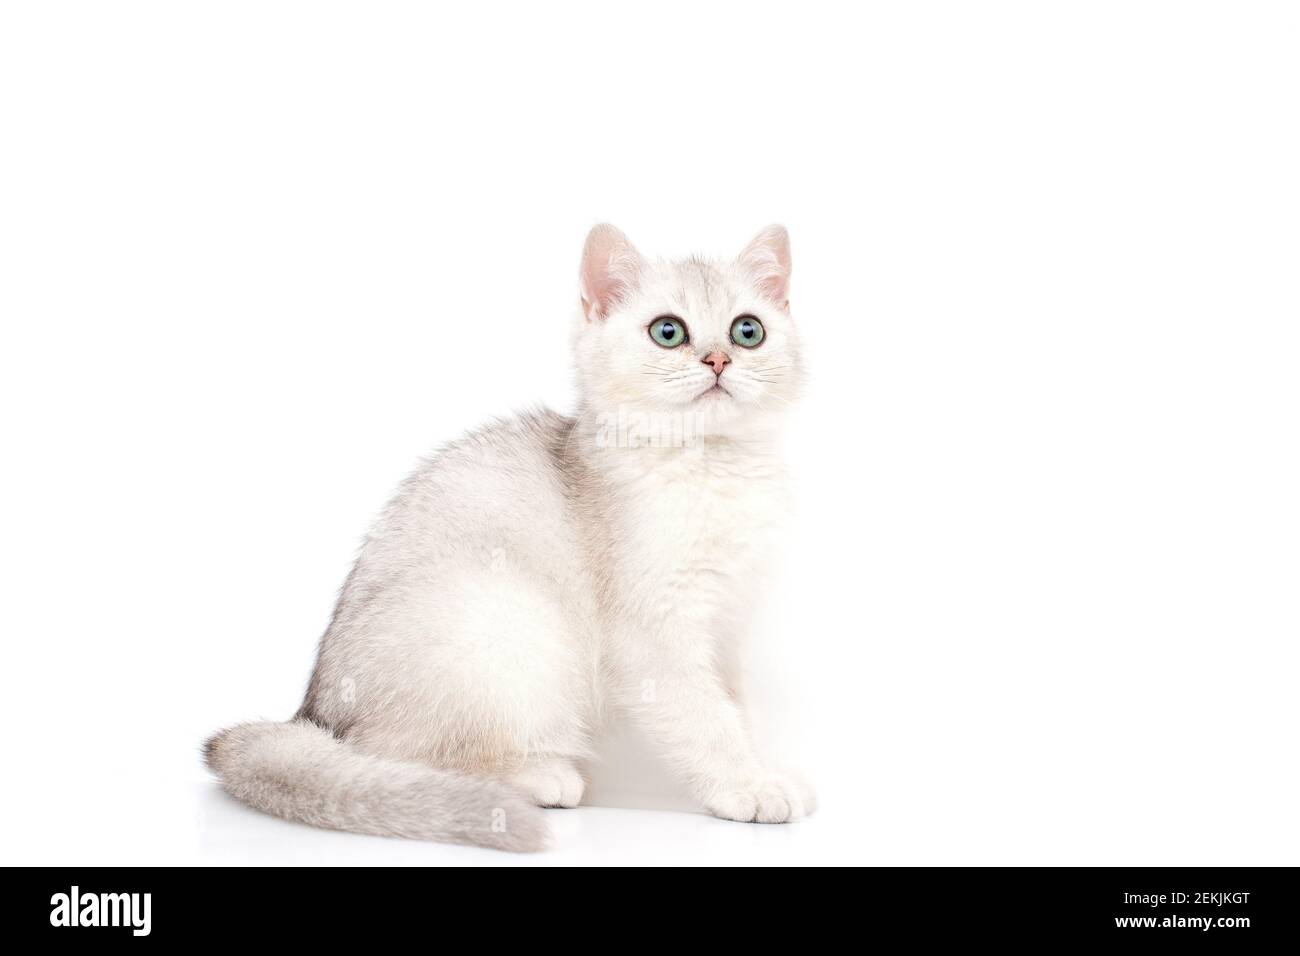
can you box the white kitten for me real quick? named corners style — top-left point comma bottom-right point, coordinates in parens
top-left (206, 225), bottom-right (814, 851)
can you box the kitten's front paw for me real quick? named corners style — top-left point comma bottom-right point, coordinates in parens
top-left (704, 773), bottom-right (816, 824)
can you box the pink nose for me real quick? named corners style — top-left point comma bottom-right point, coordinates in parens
top-left (702, 351), bottom-right (731, 375)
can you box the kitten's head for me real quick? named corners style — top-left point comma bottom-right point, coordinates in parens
top-left (572, 225), bottom-right (803, 436)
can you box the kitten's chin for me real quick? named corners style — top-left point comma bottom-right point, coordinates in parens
top-left (683, 391), bottom-right (776, 436)
top-left (694, 383), bottom-right (731, 402)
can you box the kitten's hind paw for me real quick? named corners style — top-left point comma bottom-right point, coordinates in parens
top-left (505, 756), bottom-right (586, 808)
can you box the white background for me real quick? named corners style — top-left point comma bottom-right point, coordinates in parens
top-left (2, 2), bottom-right (1297, 866)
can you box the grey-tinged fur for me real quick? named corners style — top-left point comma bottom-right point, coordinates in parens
top-left (204, 720), bottom-right (550, 851)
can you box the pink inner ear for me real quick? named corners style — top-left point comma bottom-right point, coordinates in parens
top-left (740, 225), bottom-right (792, 307)
top-left (580, 224), bottom-right (642, 321)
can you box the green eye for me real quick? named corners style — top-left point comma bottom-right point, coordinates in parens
top-left (730, 315), bottom-right (765, 348)
top-left (649, 316), bottom-right (688, 348)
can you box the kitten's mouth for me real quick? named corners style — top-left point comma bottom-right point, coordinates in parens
top-left (696, 383), bottom-right (731, 400)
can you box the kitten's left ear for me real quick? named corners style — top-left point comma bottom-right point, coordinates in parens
top-left (739, 224), bottom-right (792, 309)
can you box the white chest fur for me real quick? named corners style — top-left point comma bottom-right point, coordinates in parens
top-left (592, 438), bottom-right (789, 617)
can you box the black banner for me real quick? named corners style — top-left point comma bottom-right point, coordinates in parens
top-left (14, 867), bottom-right (1298, 943)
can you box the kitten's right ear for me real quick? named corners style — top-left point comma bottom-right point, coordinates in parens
top-left (580, 224), bottom-right (643, 321)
